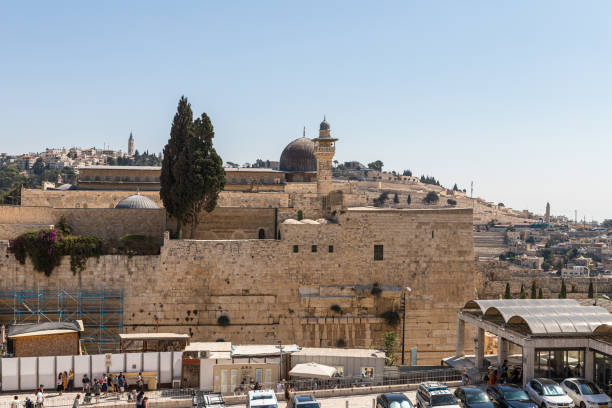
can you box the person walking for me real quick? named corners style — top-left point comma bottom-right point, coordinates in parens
top-left (11, 396), bottom-right (20, 408)
top-left (142, 397), bottom-right (149, 408)
top-left (284, 384), bottom-right (291, 404)
top-left (82, 374), bottom-right (90, 393)
top-left (118, 372), bottom-right (125, 397)
top-left (35, 388), bottom-right (44, 408)
top-left (72, 394), bottom-right (80, 408)
top-left (101, 374), bottom-right (108, 396)
top-left (136, 372), bottom-right (144, 392)
top-left (136, 391), bottom-right (144, 408)
top-left (93, 379), bottom-right (101, 404)
top-left (68, 370), bottom-right (75, 392)
top-left (112, 373), bottom-right (118, 395)
top-left (57, 373), bottom-right (64, 396)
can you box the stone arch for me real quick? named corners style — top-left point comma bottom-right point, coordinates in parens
top-left (258, 228), bottom-right (266, 239)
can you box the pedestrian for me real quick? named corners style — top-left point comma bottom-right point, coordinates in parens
top-left (72, 394), bottom-right (80, 408)
top-left (62, 372), bottom-right (68, 393)
top-left (57, 373), bottom-right (64, 396)
top-left (11, 396), bottom-right (20, 408)
top-left (82, 374), bottom-right (90, 393)
top-left (276, 381), bottom-right (283, 394)
top-left (118, 372), bottom-right (125, 396)
top-left (25, 397), bottom-right (33, 408)
top-left (461, 369), bottom-right (470, 385)
top-left (93, 379), bottom-right (101, 404)
top-left (35, 388), bottom-right (44, 408)
top-left (136, 373), bottom-right (143, 392)
top-left (284, 384), bottom-right (291, 403)
top-left (102, 374), bottom-right (108, 396)
top-left (113, 373), bottom-right (118, 394)
top-left (142, 397), bottom-right (149, 408)
top-left (136, 391), bottom-right (144, 408)
top-left (68, 369), bottom-right (75, 392)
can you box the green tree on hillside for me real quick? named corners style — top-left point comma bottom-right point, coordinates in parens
top-left (531, 281), bottom-right (537, 299)
top-left (160, 96), bottom-right (225, 238)
top-left (588, 280), bottom-right (594, 298)
top-left (519, 284), bottom-right (526, 299)
top-left (423, 191), bottom-right (439, 204)
top-left (368, 160), bottom-right (384, 172)
top-left (538, 288), bottom-right (543, 299)
top-left (504, 283), bottom-right (511, 299)
top-left (32, 158), bottom-right (45, 176)
top-left (393, 193), bottom-right (399, 204)
top-left (559, 279), bottom-right (567, 299)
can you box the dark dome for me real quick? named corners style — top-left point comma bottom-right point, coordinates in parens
top-left (319, 118), bottom-right (330, 131)
top-left (115, 194), bottom-right (159, 209)
top-left (279, 137), bottom-right (316, 172)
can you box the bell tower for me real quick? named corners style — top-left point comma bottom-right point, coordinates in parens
top-left (128, 132), bottom-right (135, 156)
top-left (313, 116), bottom-right (338, 195)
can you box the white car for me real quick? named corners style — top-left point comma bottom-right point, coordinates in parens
top-left (560, 378), bottom-right (611, 408)
top-left (246, 390), bottom-right (278, 408)
top-left (525, 378), bottom-right (574, 408)
top-left (416, 382), bottom-right (461, 408)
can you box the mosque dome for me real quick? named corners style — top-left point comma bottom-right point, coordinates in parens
top-left (279, 137), bottom-right (316, 172)
top-left (319, 118), bottom-right (330, 131)
top-left (115, 194), bottom-right (159, 209)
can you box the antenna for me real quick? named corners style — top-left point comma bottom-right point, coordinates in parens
top-left (470, 181), bottom-right (473, 198)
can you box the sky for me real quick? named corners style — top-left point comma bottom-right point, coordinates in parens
top-left (1, 1), bottom-right (610, 221)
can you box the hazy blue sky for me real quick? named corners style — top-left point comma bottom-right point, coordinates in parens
top-left (1, 1), bottom-right (610, 221)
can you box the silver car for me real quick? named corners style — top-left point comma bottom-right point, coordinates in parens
top-left (560, 379), bottom-right (611, 408)
top-left (525, 378), bottom-right (574, 408)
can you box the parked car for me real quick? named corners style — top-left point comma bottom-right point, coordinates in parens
top-left (454, 386), bottom-right (494, 408)
top-left (288, 395), bottom-right (321, 408)
top-left (377, 393), bottom-right (415, 408)
top-left (525, 378), bottom-right (574, 408)
top-left (192, 391), bottom-right (225, 408)
top-left (486, 384), bottom-right (537, 408)
top-left (246, 389), bottom-right (278, 408)
top-left (416, 382), bottom-right (461, 408)
top-left (561, 378), bottom-right (612, 408)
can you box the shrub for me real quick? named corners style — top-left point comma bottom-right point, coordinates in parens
top-left (330, 304), bottom-right (343, 314)
top-left (381, 310), bottom-right (400, 326)
top-left (447, 199), bottom-right (457, 206)
top-left (371, 284), bottom-right (382, 296)
top-left (62, 235), bottom-right (104, 273)
top-left (336, 338), bottom-right (347, 348)
top-left (422, 191), bottom-right (439, 204)
top-left (217, 315), bottom-right (230, 326)
top-left (9, 229), bottom-right (63, 276)
top-left (297, 210), bottom-right (303, 221)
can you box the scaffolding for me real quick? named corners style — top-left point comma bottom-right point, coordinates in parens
top-left (0, 288), bottom-right (123, 354)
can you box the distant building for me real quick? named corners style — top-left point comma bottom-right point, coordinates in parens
top-left (77, 165), bottom-right (161, 191)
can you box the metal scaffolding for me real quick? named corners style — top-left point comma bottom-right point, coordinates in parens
top-left (0, 288), bottom-right (123, 354)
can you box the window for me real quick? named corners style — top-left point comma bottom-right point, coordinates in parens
top-left (311, 245), bottom-right (317, 253)
top-left (293, 245), bottom-right (299, 253)
top-left (329, 245), bottom-right (334, 253)
top-left (374, 245), bottom-right (384, 261)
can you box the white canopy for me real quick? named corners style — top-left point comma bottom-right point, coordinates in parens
top-left (289, 362), bottom-right (338, 379)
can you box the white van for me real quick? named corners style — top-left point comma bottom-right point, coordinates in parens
top-left (246, 390), bottom-right (278, 408)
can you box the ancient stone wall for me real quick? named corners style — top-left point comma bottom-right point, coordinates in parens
top-left (182, 207), bottom-right (277, 240)
top-left (21, 189), bottom-right (162, 209)
top-left (14, 332), bottom-right (80, 357)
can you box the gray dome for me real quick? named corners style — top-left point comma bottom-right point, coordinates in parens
top-left (319, 118), bottom-right (330, 131)
top-left (279, 137), bottom-right (316, 172)
top-left (115, 194), bottom-right (159, 209)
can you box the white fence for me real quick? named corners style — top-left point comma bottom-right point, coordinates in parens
top-left (0, 352), bottom-right (183, 391)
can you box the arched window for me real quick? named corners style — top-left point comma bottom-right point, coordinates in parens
top-left (258, 228), bottom-right (265, 239)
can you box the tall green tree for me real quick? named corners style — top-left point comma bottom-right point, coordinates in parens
top-left (504, 282), bottom-right (511, 299)
top-left (368, 160), bottom-right (384, 172)
top-left (531, 281), bottom-right (537, 299)
top-left (160, 96), bottom-right (225, 238)
top-left (588, 280), bottom-right (594, 298)
top-left (382, 331), bottom-right (398, 366)
top-left (538, 288), bottom-right (543, 299)
top-left (32, 158), bottom-right (45, 176)
top-left (393, 193), bottom-right (399, 204)
top-left (559, 279), bottom-right (567, 299)
top-left (519, 284), bottom-right (526, 299)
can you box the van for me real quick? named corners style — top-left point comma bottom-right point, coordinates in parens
top-left (246, 390), bottom-right (278, 408)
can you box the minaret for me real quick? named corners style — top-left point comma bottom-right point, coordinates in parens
top-left (545, 202), bottom-right (551, 225)
top-left (128, 132), bottom-right (135, 156)
top-left (312, 116), bottom-right (338, 195)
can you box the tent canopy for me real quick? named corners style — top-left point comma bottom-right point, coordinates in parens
top-left (289, 362), bottom-right (338, 379)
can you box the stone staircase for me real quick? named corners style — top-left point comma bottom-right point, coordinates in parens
top-left (474, 231), bottom-right (507, 258)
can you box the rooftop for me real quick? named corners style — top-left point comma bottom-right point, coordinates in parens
top-left (295, 347), bottom-right (386, 359)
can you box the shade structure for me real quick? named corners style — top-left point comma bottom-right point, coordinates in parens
top-left (289, 362), bottom-right (338, 379)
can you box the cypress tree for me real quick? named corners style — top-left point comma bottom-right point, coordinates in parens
top-left (393, 193), bottom-right (399, 204)
top-left (407, 194), bottom-right (411, 205)
top-left (519, 284), bottom-right (526, 299)
top-left (538, 288), bottom-right (543, 299)
top-left (531, 281), bottom-right (537, 299)
top-left (588, 280), bottom-right (594, 299)
top-left (504, 282), bottom-right (511, 299)
top-left (559, 279), bottom-right (567, 299)
top-left (161, 96), bottom-right (226, 238)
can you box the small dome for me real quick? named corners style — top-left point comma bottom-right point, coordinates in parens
top-left (279, 137), bottom-right (316, 172)
top-left (319, 118), bottom-right (330, 131)
top-left (115, 194), bottom-right (159, 209)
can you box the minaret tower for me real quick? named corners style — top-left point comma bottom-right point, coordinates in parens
top-left (128, 132), bottom-right (135, 156)
top-left (312, 116), bottom-right (338, 195)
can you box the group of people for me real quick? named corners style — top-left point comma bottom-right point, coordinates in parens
top-left (484, 360), bottom-right (523, 385)
top-left (9, 385), bottom-right (45, 408)
top-left (56, 370), bottom-right (75, 395)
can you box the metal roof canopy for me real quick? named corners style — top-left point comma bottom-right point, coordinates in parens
top-left (463, 299), bottom-right (612, 336)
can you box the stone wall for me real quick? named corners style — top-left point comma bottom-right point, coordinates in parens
top-left (0, 206), bottom-right (474, 365)
top-left (0, 205), bottom-right (164, 240)
top-left (21, 189), bottom-right (163, 209)
top-left (182, 207), bottom-right (277, 240)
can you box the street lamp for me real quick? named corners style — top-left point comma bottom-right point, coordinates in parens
top-left (276, 340), bottom-right (284, 383)
top-left (401, 287), bottom-right (412, 366)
